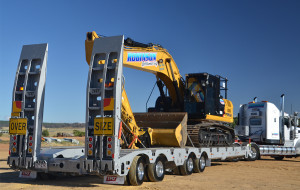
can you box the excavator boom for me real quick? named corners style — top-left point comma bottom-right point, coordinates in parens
top-left (85, 31), bottom-right (234, 148)
top-left (85, 32), bottom-right (187, 148)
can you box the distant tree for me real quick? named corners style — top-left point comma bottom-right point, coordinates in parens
top-left (42, 129), bottom-right (49, 137)
top-left (73, 130), bottom-right (85, 137)
top-left (230, 117), bottom-right (238, 128)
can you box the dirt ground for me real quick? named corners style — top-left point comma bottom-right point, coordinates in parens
top-left (0, 143), bottom-right (299, 190)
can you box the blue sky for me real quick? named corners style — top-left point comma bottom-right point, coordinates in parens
top-left (1, 0), bottom-right (299, 123)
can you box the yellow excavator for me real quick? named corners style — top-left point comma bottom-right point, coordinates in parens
top-left (85, 31), bottom-right (234, 149)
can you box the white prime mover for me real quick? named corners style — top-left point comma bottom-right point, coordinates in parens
top-left (235, 96), bottom-right (300, 160)
top-left (8, 38), bottom-right (253, 186)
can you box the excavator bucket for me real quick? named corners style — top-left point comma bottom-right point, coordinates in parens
top-left (134, 112), bottom-right (187, 147)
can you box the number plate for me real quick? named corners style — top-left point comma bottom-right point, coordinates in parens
top-left (104, 175), bottom-right (125, 184)
top-left (9, 118), bottom-right (27, 135)
top-left (19, 170), bottom-right (37, 179)
top-left (94, 117), bottom-right (114, 135)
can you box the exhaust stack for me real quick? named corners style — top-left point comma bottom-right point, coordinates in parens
top-left (280, 94), bottom-right (285, 144)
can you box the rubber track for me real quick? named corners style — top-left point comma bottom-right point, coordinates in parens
top-left (186, 120), bottom-right (235, 147)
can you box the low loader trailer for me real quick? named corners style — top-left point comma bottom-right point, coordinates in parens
top-left (8, 37), bottom-right (254, 186)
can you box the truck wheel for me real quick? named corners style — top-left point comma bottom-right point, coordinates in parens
top-left (127, 156), bottom-right (145, 186)
top-left (179, 155), bottom-right (194, 175)
top-left (247, 143), bottom-right (260, 161)
top-left (274, 156), bottom-right (284, 160)
top-left (146, 156), bottom-right (165, 182)
top-left (193, 154), bottom-right (206, 173)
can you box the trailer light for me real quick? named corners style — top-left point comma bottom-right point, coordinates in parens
top-left (20, 87), bottom-right (24, 91)
top-left (89, 137), bottom-right (93, 142)
top-left (107, 150), bottom-right (112, 155)
top-left (88, 150), bottom-right (93, 155)
top-left (28, 148), bottom-right (32, 153)
top-left (12, 147), bottom-right (16, 152)
top-left (29, 142), bottom-right (32, 146)
top-left (13, 142), bottom-right (16, 146)
top-left (108, 144), bottom-right (112, 149)
top-left (29, 136), bottom-right (33, 140)
top-left (88, 143), bottom-right (93, 148)
top-left (107, 137), bottom-right (112, 142)
top-left (105, 83), bottom-right (114, 88)
top-left (98, 60), bottom-right (105, 64)
top-left (13, 136), bottom-right (17, 140)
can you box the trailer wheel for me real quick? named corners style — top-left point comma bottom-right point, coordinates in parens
top-left (193, 154), bottom-right (206, 173)
top-left (146, 156), bottom-right (165, 182)
top-left (127, 156), bottom-right (145, 186)
top-left (247, 143), bottom-right (260, 161)
top-left (179, 155), bottom-right (194, 175)
top-left (274, 156), bottom-right (284, 160)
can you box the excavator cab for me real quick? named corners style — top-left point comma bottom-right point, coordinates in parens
top-left (184, 73), bottom-right (227, 121)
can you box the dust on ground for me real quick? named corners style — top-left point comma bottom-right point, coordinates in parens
top-left (0, 143), bottom-right (299, 190)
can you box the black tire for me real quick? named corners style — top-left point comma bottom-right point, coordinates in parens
top-left (193, 154), bottom-right (206, 173)
top-left (274, 156), bottom-right (284, 160)
top-left (127, 156), bottom-right (145, 186)
top-left (179, 155), bottom-right (194, 175)
top-left (247, 143), bottom-right (260, 161)
top-left (146, 156), bottom-right (165, 182)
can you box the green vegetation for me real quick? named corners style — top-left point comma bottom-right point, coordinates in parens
top-left (42, 129), bottom-right (49, 137)
top-left (73, 130), bottom-right (85, 137)
top-left (230, 117), bottom-right (238, 128)
top-left (0, 133), bottom-right (3, 137)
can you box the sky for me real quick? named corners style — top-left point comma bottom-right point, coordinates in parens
top-left (0, 0), bottom-right (299, 123)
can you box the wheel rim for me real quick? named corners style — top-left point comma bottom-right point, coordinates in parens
top-left (200, 156), bottom-right (205, 170)
top-left (187, 158), bottom-right (193, 172)
top-left (137, 162), bottom-right (144, 180)
top-left (249, 146), bottom-right (257, 159)
top-left (155, 161), bottom-right (164, 178)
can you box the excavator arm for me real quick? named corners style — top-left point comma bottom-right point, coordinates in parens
top-left (85, 31), bottom-right (187, 149)
top-left (86, 31), bottom-right (185, 111)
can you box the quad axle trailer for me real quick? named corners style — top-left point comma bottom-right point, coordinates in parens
top-left (8, 39), bottom-right (255, 185)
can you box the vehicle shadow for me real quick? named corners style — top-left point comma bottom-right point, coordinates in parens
top-left (259, 158), bottom-right (300, 162)
top-left (0, 169), bottom-right (104, 187)
top-left (210, 162), bottom-right (222, 166)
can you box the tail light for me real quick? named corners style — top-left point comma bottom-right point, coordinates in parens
top-left (88, 136), bottom-right (93, 156)
top-left (11, 135), bottom-right (17, 153)
top-left (106, 137), bottom-right (112, 157)
top-left (28, 135), bottom-right (33, 154)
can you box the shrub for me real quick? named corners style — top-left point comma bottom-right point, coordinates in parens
top-left (42, 129), bottom-right (49, 137)
top-left (73, 130), bottom-right (85, 137)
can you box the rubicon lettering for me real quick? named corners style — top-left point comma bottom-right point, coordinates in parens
top-left (127, 52), bottom-right (158, 67)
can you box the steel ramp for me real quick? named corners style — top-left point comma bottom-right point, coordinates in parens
top-left (85, 36), bottom-right (124, 172)
top-left (8, 44), bottom-right (48, 169)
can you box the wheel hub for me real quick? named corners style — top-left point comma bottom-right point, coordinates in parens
top-left (200, 156), bottom-right (205, 169)
top-left (187, 158), bottom-right (193, 172)
top-left (155, 161), bottom-right (164, 177)
top-left (137, 162), bottom-right (144, 180)
top-left (249, 146), bottom-right (257, 158)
